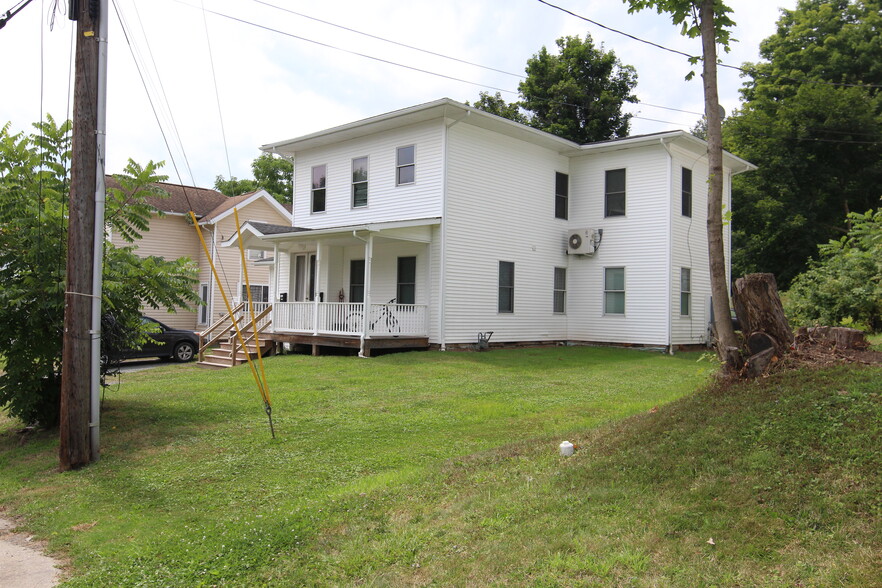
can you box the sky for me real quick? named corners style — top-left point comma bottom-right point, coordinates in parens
top-left (1, 0), bottom-right (795, 189)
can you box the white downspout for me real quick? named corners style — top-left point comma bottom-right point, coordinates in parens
top-left (439, 111), bottom-right (469, 351)
top-left (660, 137), bottom-right (674, 355)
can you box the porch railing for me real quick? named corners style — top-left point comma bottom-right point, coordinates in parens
top-left (272, 301), bottom-right (428, 337)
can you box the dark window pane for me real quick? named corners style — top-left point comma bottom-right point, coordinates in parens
top-left (606, 168), bottom-right (625, 193)
top-left (682, 167), bottom-right (692, 217)
top-left (498, 261), bottom-right (514, 313)
top-left (397, 257), bottom-right (416, 304)
top-left (397, 165), bottom-right (415, 185)
top-left (555, 172), bottom-right (568, 220)
top-left (554, 267), bottom-right (566, 290)
top-left (312, 189), bottom-right (325, 213)
top-left (350, 259), bottom-right (365, 303)
top-left (605, 169), bottom-right (626, 217)
top-left (353, 183), bottom-right (368, 207)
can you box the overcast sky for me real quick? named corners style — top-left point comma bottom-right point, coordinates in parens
top-left (1, 0), bottom-right (794, 188)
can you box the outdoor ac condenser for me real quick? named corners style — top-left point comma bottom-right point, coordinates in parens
top-left (567, 228), bottom-right (597, 255)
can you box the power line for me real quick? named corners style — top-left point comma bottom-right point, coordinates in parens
top-left (0, 0), bottom-right (35, 29)
top-left (251, 0), bottom-right (525, 80)
top-left (174, 0), bottom-right (518, 95)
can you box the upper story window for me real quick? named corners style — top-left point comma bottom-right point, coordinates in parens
top-left (555, 172), bottom-right (568, 220)
top-left (396, 146), bottom-right (415, 185)
top-left (311, 164), bottom-right (326, 213)
top-left (605, 168), bottom-right (626, 217)
top-left (681, 167), bottom-right (692, 217)
top-left (498, 261), bottom-right (514, 313)
top-left (352, 157), bottom-right (368, 207)
top-left (246, 249), bottom-right (266, 261)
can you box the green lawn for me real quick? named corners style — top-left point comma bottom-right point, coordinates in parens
top-left (1, 347), bottom-right (880, 586)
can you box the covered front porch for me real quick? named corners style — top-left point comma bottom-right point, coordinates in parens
top-left (227, 217), bottom-right (439, 356)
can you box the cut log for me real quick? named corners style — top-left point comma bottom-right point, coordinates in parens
top-left (797, 326), bottom-right (870, 350)
top-left (732, 273), bottom-right (794, 359)
top-left (744, 347), bottom-right (775, 379)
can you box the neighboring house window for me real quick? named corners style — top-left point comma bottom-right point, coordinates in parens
top-left (199, 283), bottom-right (209, 325)
top-left (604, 267), bottom-right (625, 314)
top-left (605, 168), bottom-right (626, 217)
top-left (246, 249), bottom-right (265, 261)
top-left (312, 164), bottom-right (326, 213)
top-left (682, 167), bottom-right (692, 217)
top-left (396, 146), bottom-right (415, 185)
top-left (350, 259), bottom-right (365, 303)
top-left (352, 157), bottom-right (368, 207)
top-left (555, 172), bottom-right (568, 220)
top-left (498, 261), bottom-right (514, 313)
top-left (397, 256), bottom-right (416, 305)
top-left (680, 268), bottom-right (691, 316)
top-left (241, 284), bottom-right (269, 303)
top-left (553, 267), bottom-right (566, 314)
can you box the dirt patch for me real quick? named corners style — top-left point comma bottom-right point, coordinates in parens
top-left (773, 330), bottom-right (882, 372)
top-left (0, 515), bottom-right (63, 587)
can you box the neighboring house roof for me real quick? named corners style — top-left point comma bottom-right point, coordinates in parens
top-left (104, 176), bottom-right (293, 223)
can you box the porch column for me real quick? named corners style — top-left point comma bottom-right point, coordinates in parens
top-left (272, 244), bottom-right (279, 331)
top-left (312, 244), bottom-right (321, 336)
top-left (359, 233), bottom-right (374, 358)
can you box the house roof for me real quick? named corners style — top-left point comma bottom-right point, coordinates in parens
top-left (104, 177), bottom-right (293, 223)
top-left (261, 98), bottom-right (756, 172)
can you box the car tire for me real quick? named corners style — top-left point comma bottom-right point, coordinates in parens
top-left (173, 341), bottom-right (195, 362)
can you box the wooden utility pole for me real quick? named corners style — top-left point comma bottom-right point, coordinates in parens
top-left (60, 0), bottom-right (105, 471)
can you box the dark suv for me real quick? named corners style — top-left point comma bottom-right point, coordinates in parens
top-left (104, 315), bottom-right (199, 363)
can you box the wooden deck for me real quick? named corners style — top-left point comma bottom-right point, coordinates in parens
top-left (266, 332), bottom-right (429, 357)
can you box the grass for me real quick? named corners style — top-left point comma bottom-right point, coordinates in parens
top-left (1, 347), bottom-right (880, 586)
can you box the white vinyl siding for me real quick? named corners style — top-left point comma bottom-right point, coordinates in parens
top-left (443, 122), bottom-right (570, 344)
top-left (291, 120), bottom-right (444, 229)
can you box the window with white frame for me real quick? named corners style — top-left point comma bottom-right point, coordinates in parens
top-left (604, 267), bottom-right (625, 314)
top-left (396, 146), bottom-right (415, 185)
top-left (498, 261), bottom-right (514, 313)
top-left (681, 167), bottom-right (692, 217)
top-left (241, 284), bottom-right (269, 303)
top-left (312, 164), bottom-right (326, 213)
top-left (397, 256), bottom-right (416, 304)
top-left (680, 268), bottom-right (691, 316)
top-left (246, 249), bottom-right (265, 261)
top-left (553, 267), bottom-right (566, 313)
top-left (605, 168), bottom-right (626, 217)
top-left (352, 157), bottom-right (368, 207)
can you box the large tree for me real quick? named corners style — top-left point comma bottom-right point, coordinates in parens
top-left (469, 35), bottom-right (638, 143)
top-left (215, 152), bottom-right (293, 204)
top-left (725, 0), bottom-right (882, 287)
top-left (624, 0), bottom-right (741, 368)
top-left (0, 118), bottom-right (199, 427)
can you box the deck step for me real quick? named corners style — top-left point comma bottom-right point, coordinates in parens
top-left (197, 361), bottom-right (233, 370)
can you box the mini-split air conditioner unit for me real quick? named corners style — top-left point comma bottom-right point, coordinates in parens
top-left (567, 228), bottom-right (603, 255)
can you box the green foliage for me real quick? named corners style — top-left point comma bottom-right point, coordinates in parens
top-left (468, 35), bottom-right (637, 143)
top-left (785, 207), bottom-right (882, 331)
top-left (625, 0), bottom-right (735, 48)
top-left (519, 34), bottom-right (638, 143)
top-left (725, 0), bottom-right (882, 287)
top-left (215, 153), bottom-right (293, 204)
top-left (0, 119), bottom-right (199, 427)
top-left (467, 91), bottom-right (529, 124)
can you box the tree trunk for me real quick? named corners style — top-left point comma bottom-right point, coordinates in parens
top-left (732, 273), bottom-right (794, 359)
top-left (700, 0), bottom-right (741, 371)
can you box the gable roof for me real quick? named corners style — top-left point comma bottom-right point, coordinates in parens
top-left (104, 177), bottom-right (293, 222)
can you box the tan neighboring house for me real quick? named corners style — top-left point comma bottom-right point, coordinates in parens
top-left (107, 178), bottom-right (291, 331)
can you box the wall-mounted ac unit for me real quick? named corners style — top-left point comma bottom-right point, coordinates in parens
top-left (567, 228), bottom-right (598, 255)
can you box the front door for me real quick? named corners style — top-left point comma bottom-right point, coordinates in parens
top-left (293, 254), bottom-right (317, 301)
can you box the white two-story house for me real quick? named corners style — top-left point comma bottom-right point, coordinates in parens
top-left (228, 98), bottom-right (755, 356)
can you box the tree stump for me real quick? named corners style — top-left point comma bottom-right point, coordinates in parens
top-left (797, 326), bottom-right (870, 350)
top-left (732, 273), bottom-right (794, 375)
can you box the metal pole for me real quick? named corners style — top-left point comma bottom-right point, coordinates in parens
top-left (89, 0), bottom-right (109, 463)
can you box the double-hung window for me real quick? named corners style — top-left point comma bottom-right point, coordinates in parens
top-left (311, 164), bottom-right (326, 213)
top-left (241, 284), bottom-right (269, 304)
top-left (397, 256), bottom-right (416, 305)
top-left (681, 167), bottom-right (692, 217)
top-left (680, 268), bottom-right (691, 316)
top-left (352, 157), bottom-right (368, 207)
top-left (553, 267), bottom-right (566, 314)
top-left (555, 172), bottom-right (568, 220)
top-left (396, 146), bottom-right (415, 185)
top-left (604, 267), bottom-right (625, 315)
top-left (605, 168), bottom-right (626, 217)
top-left (498, 261), bottom-right (514, 313)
